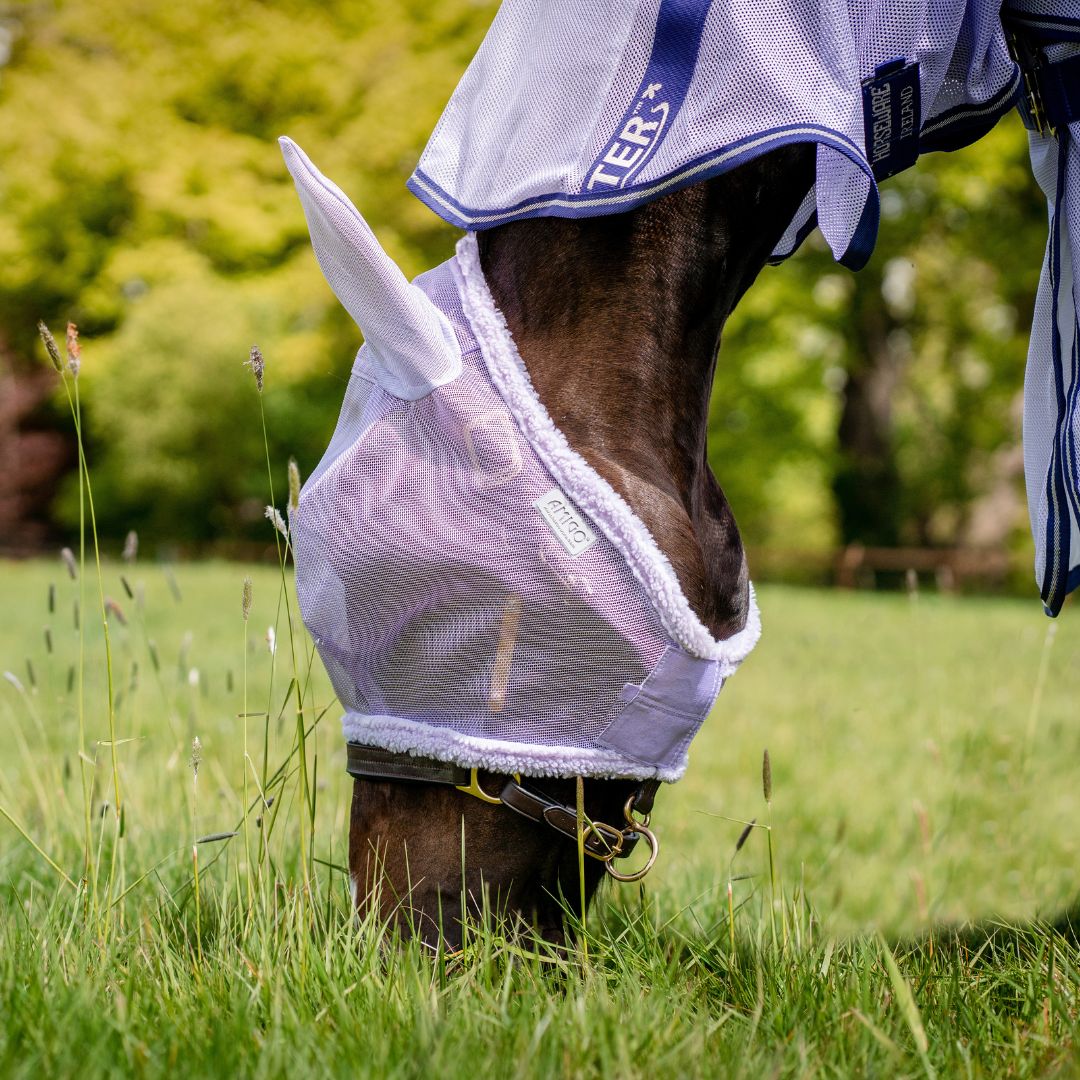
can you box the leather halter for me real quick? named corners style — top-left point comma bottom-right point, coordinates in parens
top-left (346, 742), bottom-right (661, 880)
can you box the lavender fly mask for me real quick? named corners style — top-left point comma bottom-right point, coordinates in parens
top-left (281, 139), bottom-right (757, 782)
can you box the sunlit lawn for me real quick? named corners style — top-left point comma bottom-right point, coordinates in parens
top-left (1, 558), bottom-right (1078, 1077)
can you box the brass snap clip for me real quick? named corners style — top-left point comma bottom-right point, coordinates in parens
top-left (604, 792), bottom-right (660, 882)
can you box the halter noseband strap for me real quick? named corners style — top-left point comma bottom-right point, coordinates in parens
top-left (345, 742), bottom-right (661, 880)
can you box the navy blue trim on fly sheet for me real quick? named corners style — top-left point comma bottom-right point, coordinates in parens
top-left (1067, 563), bottom-right (1080, 603)
top-left (1005, 9), bottom-right (1080, 44)
top-left (408, 124), bottom-right (881, 269)
top-left (844, 187), bottom-right (881, 271)
top-left (768, 72), bottom-right (1020, 267)
top-left (1041, 132), bottom-right (1073, 616)
top-left (584, 0), bottom-right (712, 194)
top-left (920, 69), bottom-right (1022, 152)
top-left (1048, 565), bottom-right (1080, 614)
top-left (1063, 329), bottom-right (1080, 592)
top-left (768, 209), bottom-right (820, 265)
top-left (410, 124), bottom-right (871, 224)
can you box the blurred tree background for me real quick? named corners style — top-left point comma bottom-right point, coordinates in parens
top-left (0, 0), bottom-right (1049, 574)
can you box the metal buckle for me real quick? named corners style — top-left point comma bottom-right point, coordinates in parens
top-left (1007, 26), bottom-right (1051, 135)
top-left (580, 820), bottom-right (626, 861)
top-left (603, 792), bottom-right (660, 882)
top-left (605, 823), bottom-right (659, 882)
top-left (456, 766), bottom-right (519, 805)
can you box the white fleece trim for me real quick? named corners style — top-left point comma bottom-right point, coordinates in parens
top-left (341, 713), bottom-right (686, 783)
top-left (454, 233), bottom-right (761, 672)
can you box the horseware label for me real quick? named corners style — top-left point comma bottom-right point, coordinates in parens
top-left (862, 59), bottom-right (921, 180)
top-left (533, 489), bottom-right (598, 557)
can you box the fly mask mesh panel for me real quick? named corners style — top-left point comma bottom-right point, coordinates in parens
top-left (282, 140), bottom-right (762, 781)
top-left (292, 256), bottom-right (700, 773)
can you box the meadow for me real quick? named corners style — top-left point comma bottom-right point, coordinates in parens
top-left (1, 556), bottom-right (1079, 1078)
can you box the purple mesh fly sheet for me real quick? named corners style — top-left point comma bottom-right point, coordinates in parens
top-left (409, 0), bottom-right (1019, 269)
top-left (406, 0), bottom-right (1080, 614)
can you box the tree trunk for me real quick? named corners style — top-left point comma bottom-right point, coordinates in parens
top-left (0, 345), bottom-right (71, 551)
top-left (832, 265), bottom-right (904, 547)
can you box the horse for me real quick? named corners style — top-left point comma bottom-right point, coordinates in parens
top-left (340, 144), bottom-right (817, 949)
top-left (281, 0), bottom-right (1075, 953)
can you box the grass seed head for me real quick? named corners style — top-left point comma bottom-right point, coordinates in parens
top-left (264, 505), bottom-right (288, 539)
top-left (37, 321), bottom-right (63, 372)
top-left (60, 547), bottom-right (77, 580)
top-left (241, 577), bottom-right (253, 622)
top-left (65, 322), bottom-right (81, 377)
top-left (3, 671), bottom-right (26, 694)
top-left (734, 818), bottom-right (757, 854)
top-left (246, 344), bottom-right (265, 393)
top-left (104, 597), bottom-right (127, 626)
top-left (122, 530), bottom-right (138, 563)
top-left (288, 458), bottom-right (301, 513)
top-left (190, 736), bottom-right (202, 778)
top-left (762, 748), bottom-right (772, 804)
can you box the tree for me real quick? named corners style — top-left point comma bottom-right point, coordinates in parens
top-left (0, 0), bottom-right (495, 544)
top-left (0, 1), bottom-right (1053, 558)
top-left (711, 117), bottom-right (1046, 553)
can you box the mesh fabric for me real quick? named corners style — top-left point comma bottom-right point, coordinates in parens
top-left (287, 156), bottom-right (760, 778)
top-left (409, 0), bottom-right (1018, 268)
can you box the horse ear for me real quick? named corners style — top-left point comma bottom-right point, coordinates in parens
top-left (279, 137), bottom-right (460, 399)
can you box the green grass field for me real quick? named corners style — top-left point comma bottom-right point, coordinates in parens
top-left (1, 557), bottom-right (1079, 1077)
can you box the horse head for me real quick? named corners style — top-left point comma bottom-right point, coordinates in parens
top-left (282, 135), bottom-right (815, 949)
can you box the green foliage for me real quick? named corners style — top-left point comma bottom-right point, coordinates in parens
top-left (0, 0), bottom-right (494, 543)
top-left (713, 119), bottom-right (1046, 549)
top-left (0, 0), bottom-right (1054, 553)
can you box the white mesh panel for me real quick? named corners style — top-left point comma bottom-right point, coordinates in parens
top-left (292, 251), bottom-right (749, 780)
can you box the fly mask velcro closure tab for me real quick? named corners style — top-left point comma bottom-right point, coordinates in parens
top-left (596, 645), bottom-right (724, 771)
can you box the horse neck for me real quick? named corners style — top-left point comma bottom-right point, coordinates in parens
top-left (476, 146), bottom-right (815, 637)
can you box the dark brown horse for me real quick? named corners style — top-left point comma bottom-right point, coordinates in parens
top-left (348, 144), bottom-right (817, 949)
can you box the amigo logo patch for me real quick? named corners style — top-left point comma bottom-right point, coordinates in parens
top-left (533, 489), bottom-right (598, 558)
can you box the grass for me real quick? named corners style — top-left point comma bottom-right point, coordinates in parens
top-left (2, 555), bottom-right (1079, 1078)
